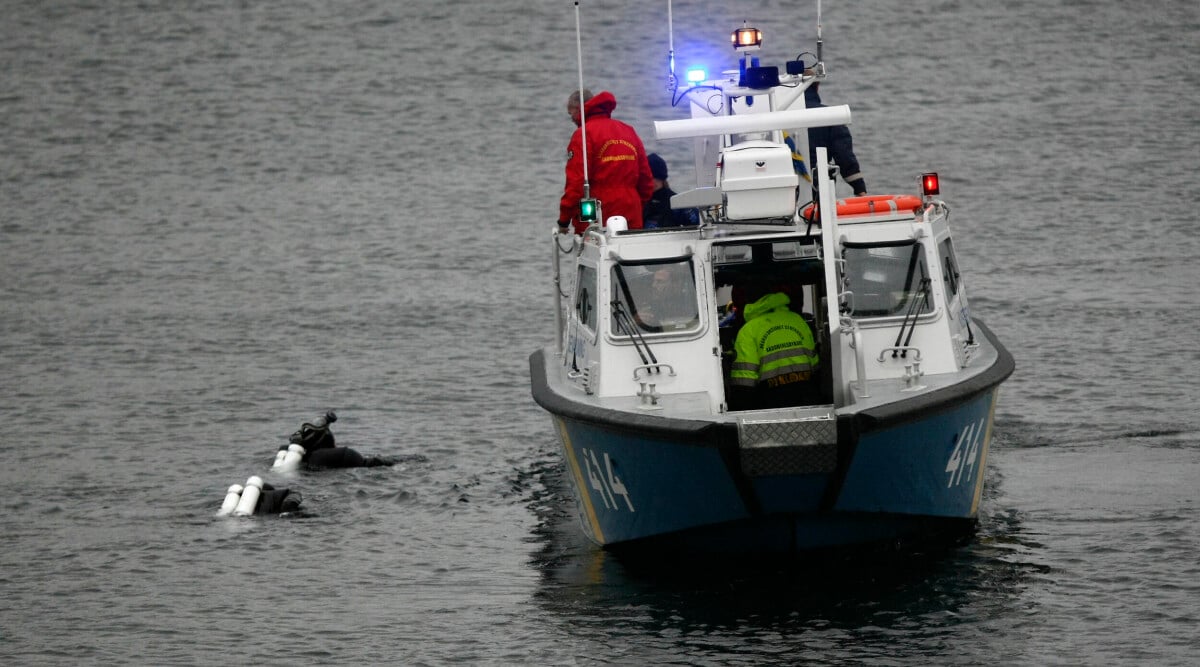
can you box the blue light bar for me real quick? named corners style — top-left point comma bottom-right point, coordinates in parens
top-left (686, 67), bottom-right (707, 84)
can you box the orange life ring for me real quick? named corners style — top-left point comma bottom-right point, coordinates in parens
top-left (800, 194), bottom-right (924, 220)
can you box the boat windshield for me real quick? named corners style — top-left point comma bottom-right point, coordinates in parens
top-left (611, 259), bottom-right (700, 334)
top-left (842, 241), bottom-right (933, 317)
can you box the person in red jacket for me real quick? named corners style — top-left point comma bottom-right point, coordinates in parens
top-left (558, 89), bottom-right (654, 235)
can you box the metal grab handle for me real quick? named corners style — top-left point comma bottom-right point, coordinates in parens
top-left (877, 347), bottom-right (922, 362)
top-left (633, 363), bottom-right (676, 380)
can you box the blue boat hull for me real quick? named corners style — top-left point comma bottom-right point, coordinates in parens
top-left (531, 322), bottom-right (1013, 554)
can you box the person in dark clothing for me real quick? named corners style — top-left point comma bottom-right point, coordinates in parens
top-left (255, 483), bottom-right (303, 514)
top-left (786, 82), bottom-right (867, 196)
top-left (282, 411), bottom-right (393, 468)
top-left (218, 477), bottom-right (303, 516)
top-left (642, 153), bottom-right (699, 228)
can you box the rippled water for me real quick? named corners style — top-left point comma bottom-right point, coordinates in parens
top-left (2, 0), bottom-right (1198, 664)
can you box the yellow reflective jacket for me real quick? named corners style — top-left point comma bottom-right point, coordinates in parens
top-left (731, 292), bottom-right (819, 389)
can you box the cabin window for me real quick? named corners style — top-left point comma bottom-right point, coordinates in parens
top-left (712, 244), bottom-right (753, 264)
top-left (939, 238), bottom-right (961, 297)
top-left (772, 241), bottom-right (819, 261)
top-left (842, 241), bottom-right (933, 318)
top-left (575, 264), bottom-right (598, 332)
top-left (610, 259), bottom-right (700, 334)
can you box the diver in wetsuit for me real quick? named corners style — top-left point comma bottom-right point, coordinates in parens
top-left (283, 411), bottom-right (393, 468)
top-left (218, 477), bottom-right (303, 516)
top-left (255, 483), bottom-right (303, 514)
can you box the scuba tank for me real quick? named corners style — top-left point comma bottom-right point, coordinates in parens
top-left (273, 443), bottom-right (306, 471)
top-left (232, 476), bottom-right (264, 516)
top-left (217, 483), bottom-right (244, 517)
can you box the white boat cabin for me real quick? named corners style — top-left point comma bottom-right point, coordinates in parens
top-left (554, 198), bottom-right (979, 417)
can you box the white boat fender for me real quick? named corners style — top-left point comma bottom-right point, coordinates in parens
top-left (216, 483), bottom-right (244, 517)
top-left (232, 475), bottom-right (264, 516)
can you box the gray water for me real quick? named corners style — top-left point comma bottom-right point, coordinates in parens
top-left (2, 0), bottom-right (1199, 664)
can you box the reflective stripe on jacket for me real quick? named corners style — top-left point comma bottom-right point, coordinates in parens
top-left (731, 292), bottom-right (819, 388)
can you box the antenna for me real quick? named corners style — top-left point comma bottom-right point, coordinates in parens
top-left (816, 0), bottom-right (824, 73)
top-left (573, 2), bottom-right (590, 198)
top-left (667, 0), bottom-right (676, 92)
top-left (573, 2), bottom-right (600, 225)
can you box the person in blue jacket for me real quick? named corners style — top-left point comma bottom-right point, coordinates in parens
top-left (642, 153), bottom-right (699, 228)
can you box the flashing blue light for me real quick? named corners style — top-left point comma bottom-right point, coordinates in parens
top-left (686, 67), bottom-right (707, 84)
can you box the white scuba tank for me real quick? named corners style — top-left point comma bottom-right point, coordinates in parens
top-left (232, 476), bottom-right (263, 516)
top-left (273, 448), bottom-right (288, 467)
top-left (274, 444), bottom-right (306, 472)
top-left (217, 483), bottom-right (244, 517)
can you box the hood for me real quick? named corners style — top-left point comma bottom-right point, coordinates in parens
top-left (743, 292), bottom-right (791, 321)
top-left (583, 90), bottom-right (617, 118)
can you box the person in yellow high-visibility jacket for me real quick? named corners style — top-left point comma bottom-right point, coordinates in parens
top-left (729, 290), bottom-right (819, 410)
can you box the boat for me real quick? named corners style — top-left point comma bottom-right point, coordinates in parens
top-left (530, 12), bottom-right (1014, 555)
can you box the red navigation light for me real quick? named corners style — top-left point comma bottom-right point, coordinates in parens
top-left (921, 172), bottom-right (940, 196)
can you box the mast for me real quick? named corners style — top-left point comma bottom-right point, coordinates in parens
top-left (666, 0), bottom-right (676, 91)
top-left (573, 2), bottom-right (590, 199)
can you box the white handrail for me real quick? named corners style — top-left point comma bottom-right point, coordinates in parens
top-left (846, 321), bottom-right (870, 400)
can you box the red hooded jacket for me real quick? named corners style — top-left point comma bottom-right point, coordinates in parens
top-left (559, 91), bottom-right (654, 234)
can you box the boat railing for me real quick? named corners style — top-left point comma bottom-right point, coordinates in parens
top-left (551, 229), bottom-right (589, 351)
top-left (842, 316), bottom-right (870, 400)
top-left (920, 199), bottom-right (949, 223)
top-left (552, 230), bottom-right (568, 353)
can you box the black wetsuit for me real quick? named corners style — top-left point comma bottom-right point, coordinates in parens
top-left (306, 446), bottom-right (389, 468)
top-left (255, 484), bottom-right (302, 514)
top-left (286, 416), bottom-right (392, 468)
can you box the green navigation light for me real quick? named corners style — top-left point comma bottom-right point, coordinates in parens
top-left (579, 198), bottom-right (598, 224)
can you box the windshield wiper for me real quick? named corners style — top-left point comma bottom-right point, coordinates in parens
top-left (611, 299), bottom-right (659, 368)
top-left (893, 277), bottom-right (931, 358)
